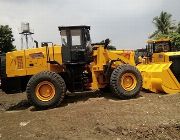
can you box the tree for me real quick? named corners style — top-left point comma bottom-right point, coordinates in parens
top-left (150, 11), bottom-right (175, 38)
top-left (0, 25), bottom-right (16, 53)
top-left (149, 11), bottom-right (180, 51)
top-left (176, 22), bottom-right (180, 34)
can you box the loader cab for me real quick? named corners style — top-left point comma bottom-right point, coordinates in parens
top-left (146, 39), bottom-right (174, 63)
top-left (146, 39), bottom-right (171, 54)
top-left (58, 26), bottom-right (92, 64)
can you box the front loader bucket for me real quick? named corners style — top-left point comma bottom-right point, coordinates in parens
top-left (137, 63), bottom-right (180, 94)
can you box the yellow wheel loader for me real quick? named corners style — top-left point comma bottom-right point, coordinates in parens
top-left (137, 38), bottom-right (180, 94)
top-left (0, 25), bottom-right (142, 109)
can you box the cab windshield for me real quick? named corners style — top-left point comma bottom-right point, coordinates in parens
top-left (71, 29), bottom-right (81, 46)
top-left (154, 42), bottom-right (171, 53)
top-left (61, 29), bottom-right (82, 48)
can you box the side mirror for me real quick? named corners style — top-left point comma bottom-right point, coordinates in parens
top-left (85, 30), bottom-right (91, 41)
top-left (86, 33), bottom-right (90, 41)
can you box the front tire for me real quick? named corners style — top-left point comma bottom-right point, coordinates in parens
top-left (110, 64), bottom-right (142, 99)
top-left (26, 71), bottom-right (66, 109)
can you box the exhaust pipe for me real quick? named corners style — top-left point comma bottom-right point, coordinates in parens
top-left (34, 40), bottom-right (38, 48)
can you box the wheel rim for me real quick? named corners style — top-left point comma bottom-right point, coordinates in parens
top-left (120, 73), bottom-right (137, 91)
top-left (35, 81), bottom-right (55, 101)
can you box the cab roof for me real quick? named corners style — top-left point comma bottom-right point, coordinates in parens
top-left (147, 38), bottom-right (171, 43)
top-left (58, 25), bottom-right (90, 31)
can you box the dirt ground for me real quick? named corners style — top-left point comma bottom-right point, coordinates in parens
top-left (0, 90), bottom-right (180, 140)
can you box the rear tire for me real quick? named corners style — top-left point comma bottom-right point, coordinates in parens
top-left (26, 71), bottom-right (66, 109)
top-left (110, 64), bottom-right (142, 99)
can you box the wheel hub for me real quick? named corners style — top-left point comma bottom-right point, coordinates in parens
top-left (121, 73), bottom-right (137, 91)
top-left (35, 81), bottom-right (55, 101)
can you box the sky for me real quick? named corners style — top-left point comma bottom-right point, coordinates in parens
top-left (0, 0), bottom-right (180, 50)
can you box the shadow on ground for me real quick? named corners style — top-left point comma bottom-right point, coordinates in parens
top-left (6, 100), bottom-right (31, 111)
top-left (5, 90), bottom-right (143, 112)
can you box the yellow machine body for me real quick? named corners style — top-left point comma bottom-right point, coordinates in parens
top-left (137, 51), bottom-right (180, 94)
top-left (1, 25), bottom-right (143, 108)
top-left (89, 46), bottom-right (135, 89)
top-left (5, 45), bottom-right (136, 90)
top-left (6, 46), bottom-right (63, 77)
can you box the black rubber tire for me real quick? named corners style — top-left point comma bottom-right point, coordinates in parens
top-left (0, 54), bottom-right (25, 94)
top-left (0, 54), bottom-right (7, 91)
top-left (110, 64), bottom-right (142, 99)
top-left (26, 71), bottom-right (66, 109)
